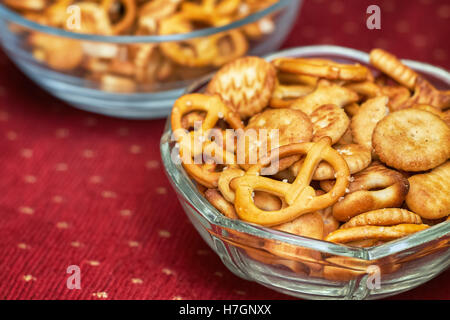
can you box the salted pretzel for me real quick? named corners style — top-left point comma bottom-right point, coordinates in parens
top-left (229, 137), bottom-right (350, 226)
top-left (324, 162), bottom-right (410, 222)
top-left (273, 57), bottom-right (370, 82)
top-left (171, 94), bottom-right (243, 188)
top-left (102, 0), bottom-right (137, 35)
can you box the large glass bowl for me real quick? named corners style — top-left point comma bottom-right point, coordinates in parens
top-left (0, 0), bottom-right (301, 119)
top-left (160, 45), bottom-right (450, 300)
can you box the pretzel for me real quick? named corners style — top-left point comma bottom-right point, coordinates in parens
top-left (291, 143), bottom-right (372, 180)
top-left (340, 208), bottom-right (422, 229)
top-left (329, 162), bottom-right (409, 222)
top-left (229, 137), bottom-right (350, 226)
top-left (369, 48), bottom-right (418, 89)
top-left (211, 30), bottom-right (249, 67)
top-left (159, 14), bottom-right (219, 67)
top-left (314, 190), bottom-right (339, 238)
top-left (102, 0), bottom-right (137, 35)
top-left (171, 94), bottom-right (243, 188)
top-left (276, 73), bottom-right (318, 86)
top-left (69, 2), bottom-right (113, 35)
top-left (218, 168), bottom-right (245, 203)
top-left (273, 57), bottom-right (370, 82)
top-left (325, 224), bottom-right (429, 244)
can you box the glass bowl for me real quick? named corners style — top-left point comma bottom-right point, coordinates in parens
top-left (0, 0), bottom-right (302, 119)
top-left (160, 45), bottom-right (450, 300)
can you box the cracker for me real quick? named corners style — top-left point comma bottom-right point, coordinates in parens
top-left (206, 56), bottom-right (276, 118)
top-left (290, 83), bottom-right (359, 115)
top-left (406, 161), bottom-right (450, 219)
top-left (310, 104), bottom-right (350, 144)
top-left (341, 208), bottom-right (422, 229)
top-left (325, 224), bottom-right (429, 244)
top-left (372, 109), bottom-right (450, 171)
top-left (351, 96), bottom-right (389, 151)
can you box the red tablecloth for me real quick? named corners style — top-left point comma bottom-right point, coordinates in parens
top-left (0, 0), bottom-right (449, 300)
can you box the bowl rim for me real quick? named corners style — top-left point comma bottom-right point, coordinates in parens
top-left (160, 45), bottom-right (450, 261)
top-left (0, 0), bottom-right (297, 43)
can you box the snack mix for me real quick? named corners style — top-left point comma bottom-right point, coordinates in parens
top-left (3, 0), bottom-right (278, 92)
top-left (170, 49), bottom-right (450, 277)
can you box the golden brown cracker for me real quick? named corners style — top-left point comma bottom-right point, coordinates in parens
top-left (372, 109), bottom-right (450, 171)
top-left (406, 161), bottom-right (450, 219)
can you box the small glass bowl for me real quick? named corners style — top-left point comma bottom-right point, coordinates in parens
top-left (160, 45), bottom-right (450, 300)
top-left (0, 0), bottom-right (301, 119)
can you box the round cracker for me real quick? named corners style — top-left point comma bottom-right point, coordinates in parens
top-left (206, 56), bottom-right (276, 118)
top-left (245, 108), bottom-right (313, 147)
top-left (310, 104), bottom-right (350, 144)
top-left (372, 109), bottom-right (450, 171)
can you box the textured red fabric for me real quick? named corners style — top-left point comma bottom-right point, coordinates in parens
top-left (0, 0), bottom-right (449, 300)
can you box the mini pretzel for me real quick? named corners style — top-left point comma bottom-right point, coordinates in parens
top-left (102, 0), bottom-right (137, 35)
top-left (325, 224), bottom-right (429, 244)
top-left (242, 17), bottom-right (275, 40)
top-left (230, 137), bottom-right (350, 226)
top-left (291, 143), bottom-right (372, 180)
top-left (369, 48), bottom-right (418, 89)
top-left (329, 162), bottom-right (410, 222)
top-left (171, 94), bottom-right (243, 188)
top-left (212, 30), bottom-right (249, 67)
top-left (70, 2), bottom-right (113, 35)
top-left (159, 14), bottom-right (219, 67)
top-left (290, 83), bottom-right (359, 115)
top-left (341, 208), bottom-right (422, 229)
top-left (273, 57), bottom-right (370, 81)
top-left (218, 168), bottom-right (244, 203)
top-left (206, 56), bottom-right (277, 118)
